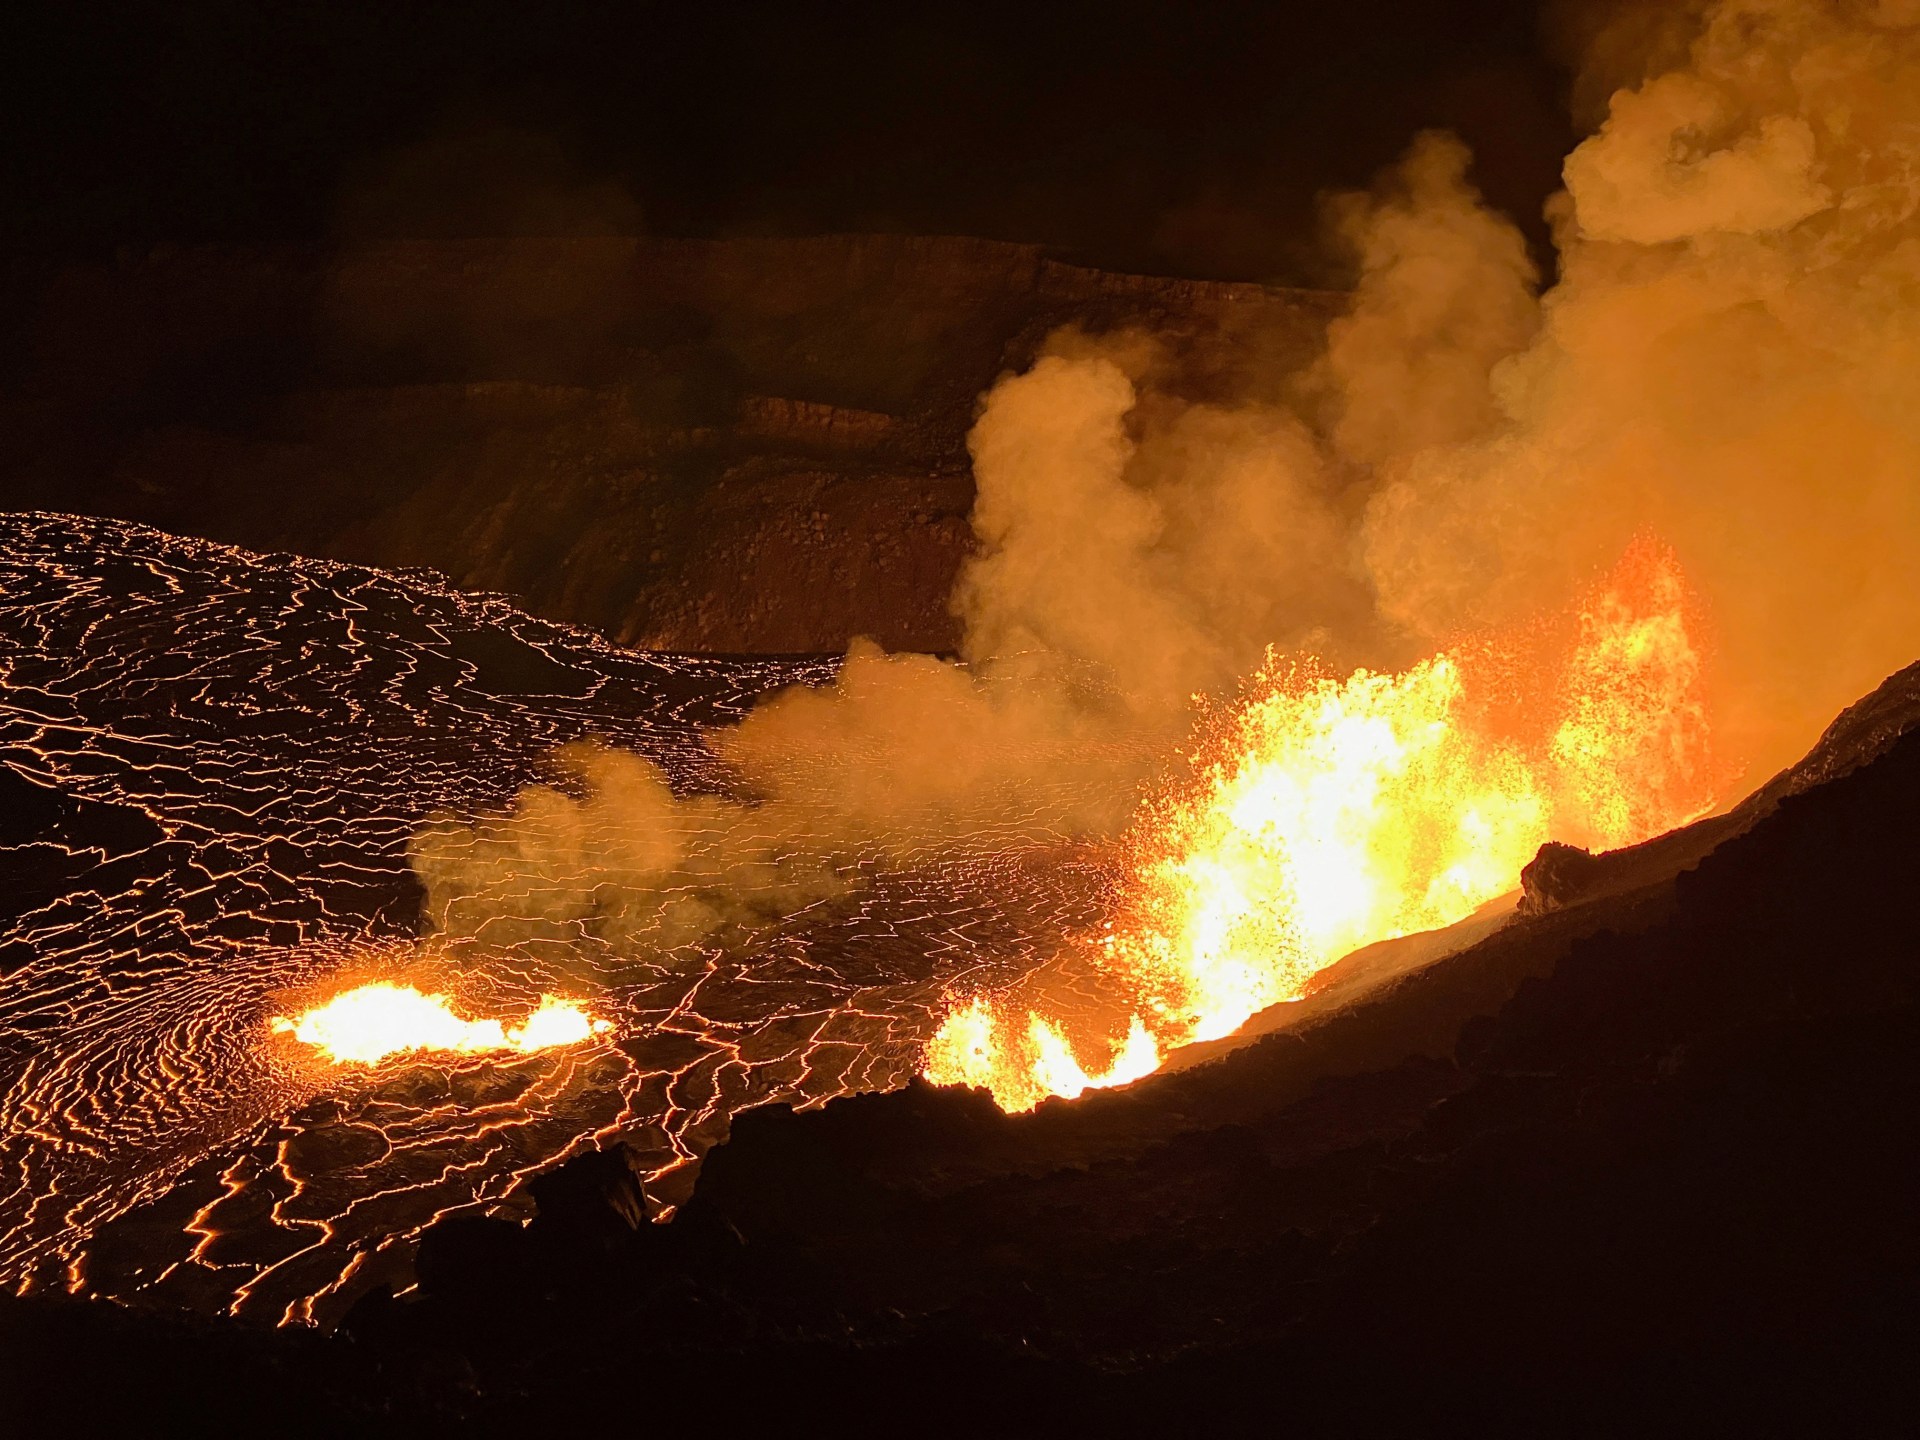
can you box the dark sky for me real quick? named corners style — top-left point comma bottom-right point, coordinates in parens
top-left (5, 0), bottom-right (1579, 282)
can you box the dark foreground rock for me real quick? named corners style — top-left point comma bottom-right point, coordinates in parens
top-left (1517, 839), bottom-right (1599, 914)
top-left (11, 663), bottom-right (1920, 1432)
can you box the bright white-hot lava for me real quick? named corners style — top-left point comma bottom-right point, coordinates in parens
top-left (926, 539), bottom-right (1722, 1111)
top-left (271, 983), bottom-right (612, 1065)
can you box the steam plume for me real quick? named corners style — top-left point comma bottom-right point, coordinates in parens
top-left (1364, 0), bottom-right (1920, 778)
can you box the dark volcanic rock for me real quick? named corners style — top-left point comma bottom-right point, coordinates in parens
top-left (1517, 840), bottom-right (1599, 914)
top-left (0, 236), bottom-right (1338, 654)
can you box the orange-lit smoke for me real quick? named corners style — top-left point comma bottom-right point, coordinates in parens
top-left (1359, 0), bottom-right (1920, 782)
top-left (270, 983), bottom-right (611, 1066)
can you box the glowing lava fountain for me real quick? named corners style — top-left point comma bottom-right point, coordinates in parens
top-left (271, 983), bottom-right (612, 1066)
top-left (927, 539), bottom-right (1721, 1111)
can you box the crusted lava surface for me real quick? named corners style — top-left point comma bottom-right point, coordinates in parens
top-left (0, 513), bottom-right (1112, 1327)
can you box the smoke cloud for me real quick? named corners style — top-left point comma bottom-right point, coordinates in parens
top-left (418, 0), bottom-right (1920, 969)
top-left (1365, 0), bottom-right (1920, 777)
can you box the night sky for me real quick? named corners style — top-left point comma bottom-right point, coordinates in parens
top-left (5, 0), bottom-right (1578, 281)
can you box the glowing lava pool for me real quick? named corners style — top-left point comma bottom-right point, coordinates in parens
top-left (269, 984), bottom-right (612, 1065)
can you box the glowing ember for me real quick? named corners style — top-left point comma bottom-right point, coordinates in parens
top-left (271, 983), bottom-right (612, 1065)
top-left (928, 540), bottom-right (1720, 1110)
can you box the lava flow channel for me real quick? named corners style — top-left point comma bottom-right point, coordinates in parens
top-left (271, 984), bottom-right (611, 1065)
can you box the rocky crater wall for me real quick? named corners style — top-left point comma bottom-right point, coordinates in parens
top-left (1, 236), bottom-right (1338, 653)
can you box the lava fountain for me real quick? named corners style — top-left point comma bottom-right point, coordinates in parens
top-left (271, 983), bottom-right (612, 1066)
top-left (927, 538), bottom-right (1721, 1110)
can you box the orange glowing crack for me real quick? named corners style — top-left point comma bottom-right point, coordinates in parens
top-left (270, 983), bottom-right (612, 1065)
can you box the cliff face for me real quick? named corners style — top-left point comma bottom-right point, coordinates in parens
top-left (0, 236), bottom-right (1338, 652)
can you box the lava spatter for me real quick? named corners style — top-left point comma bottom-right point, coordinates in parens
top-left (927, 540), bottom-right (1723, 1111)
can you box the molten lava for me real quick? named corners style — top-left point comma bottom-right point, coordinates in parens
top-left (271, 983), bottom-right (612, 1066)
top-left (927, 540), bottom-right (1720, 1111)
